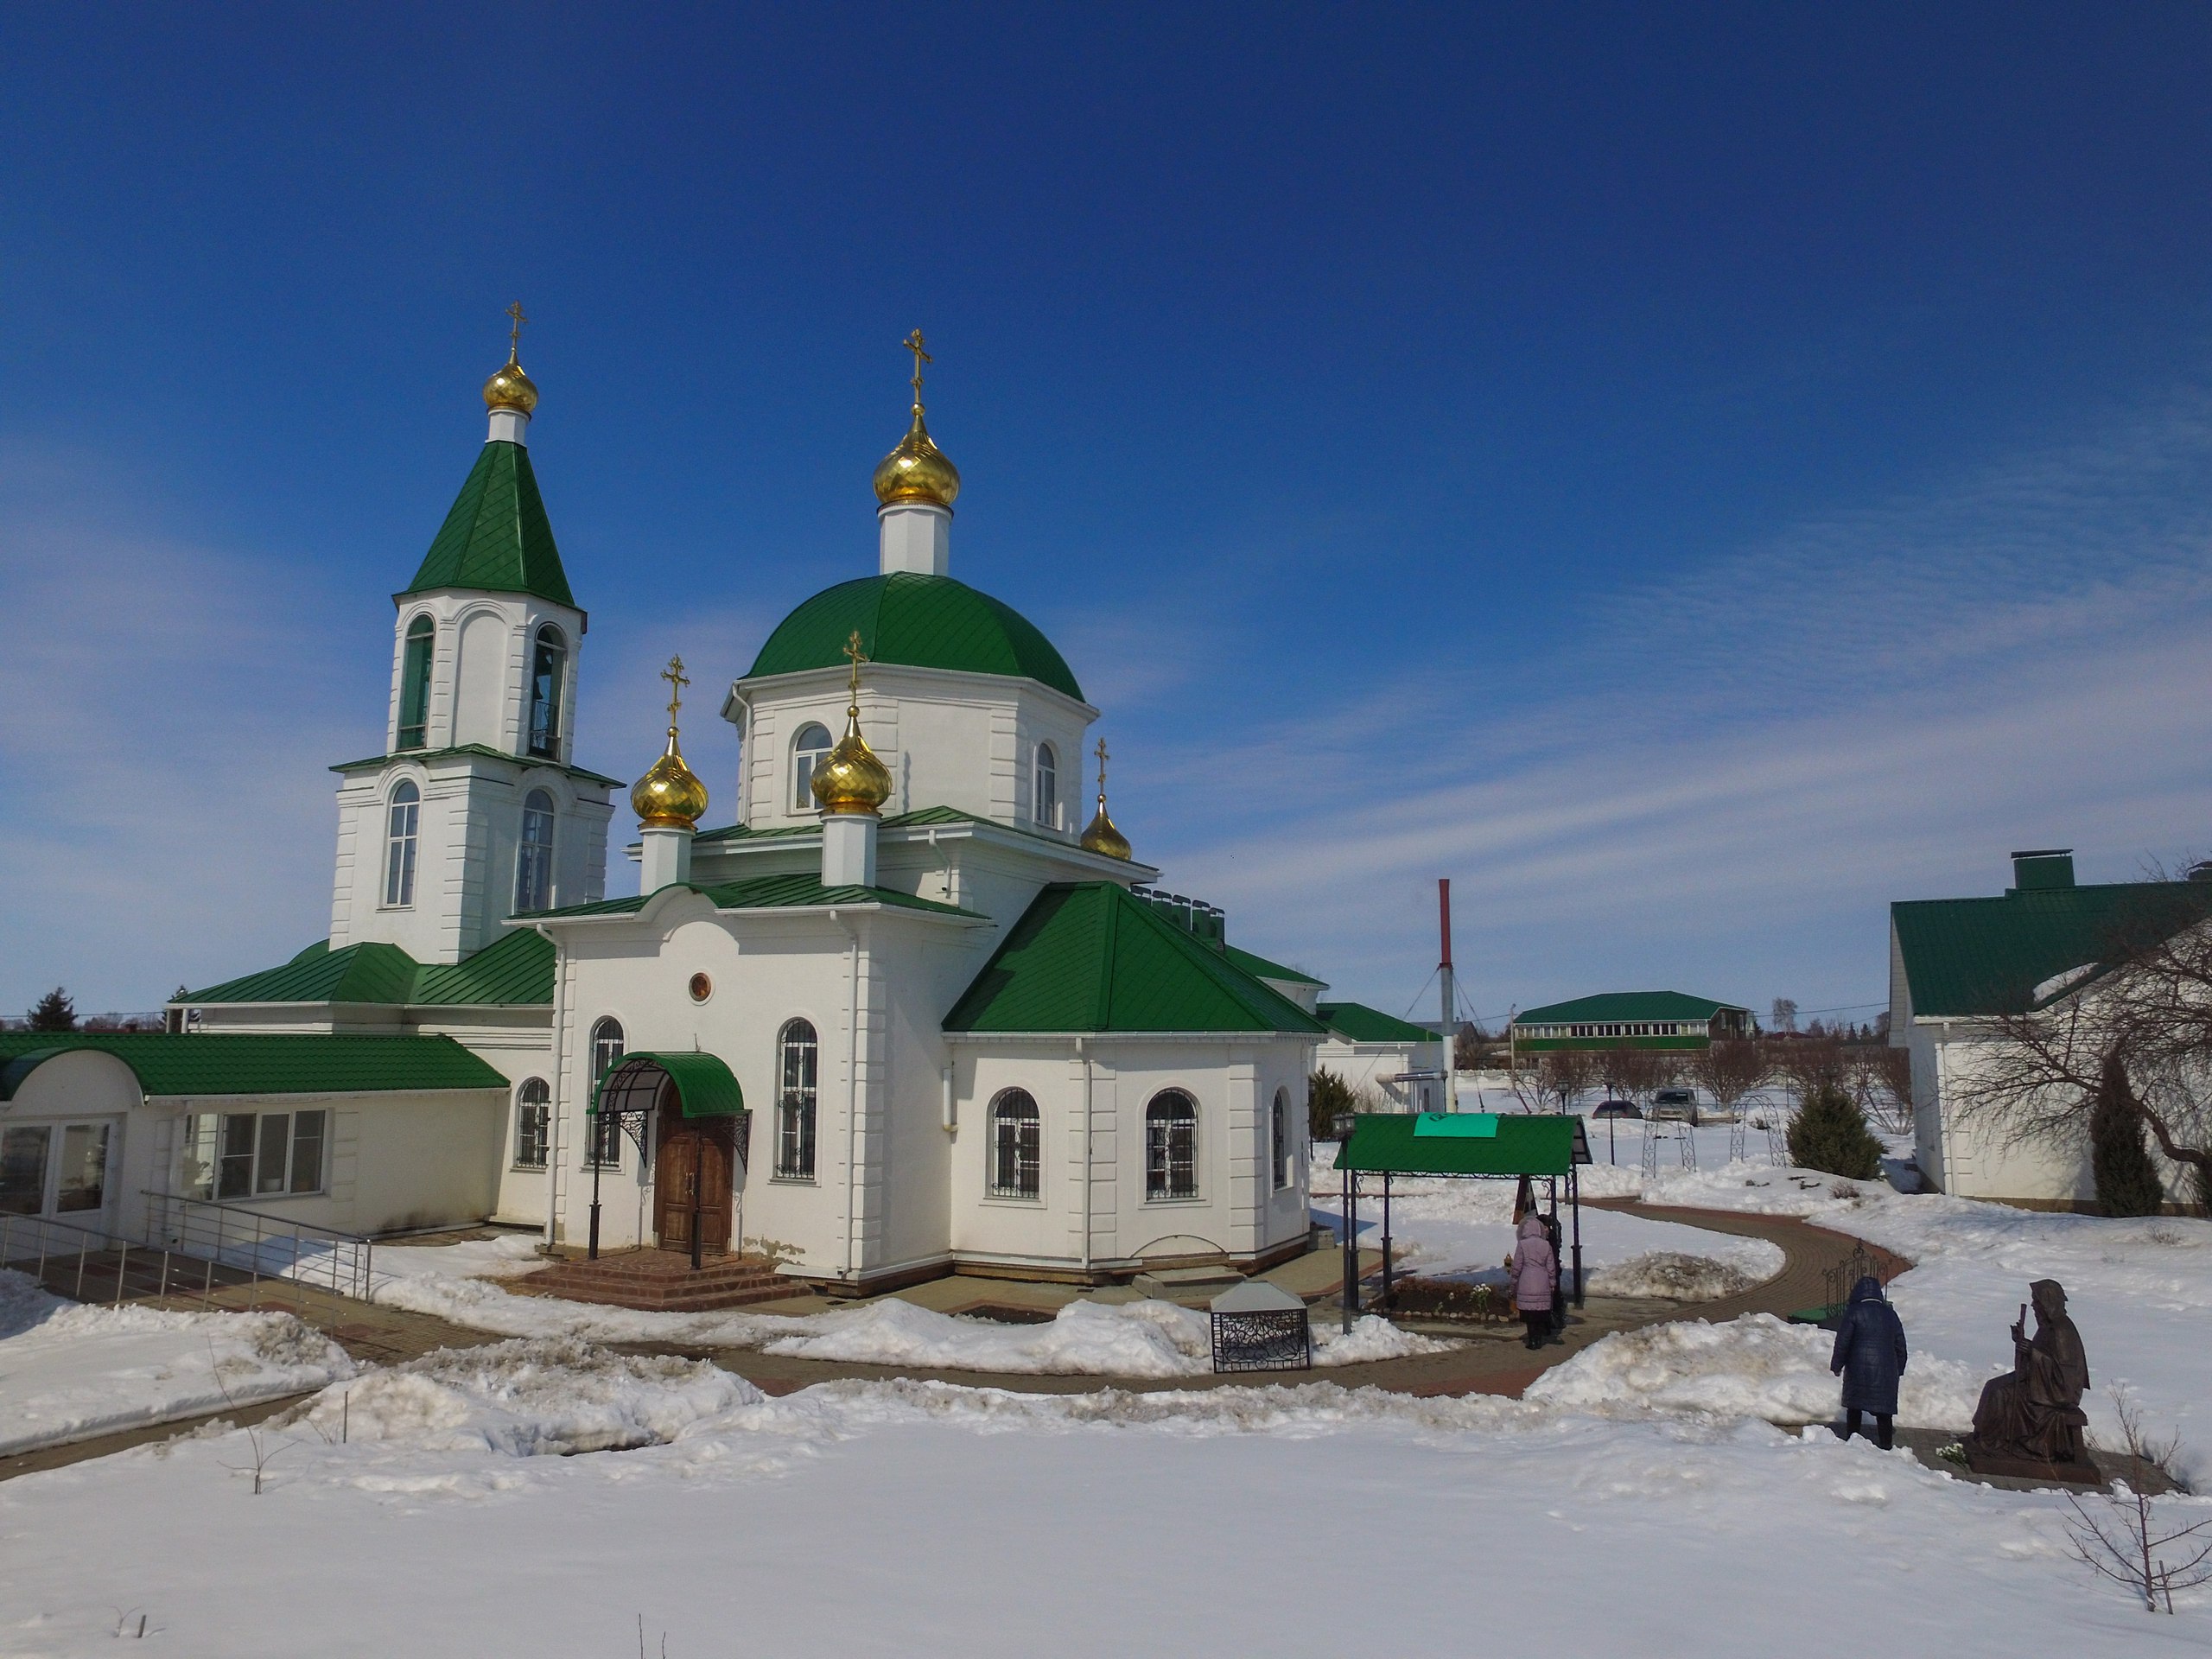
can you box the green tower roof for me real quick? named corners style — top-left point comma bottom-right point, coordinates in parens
top-left (746, 573), bottom-right (1084, 702)
top-left (402, 440), bottom-right (577, 611)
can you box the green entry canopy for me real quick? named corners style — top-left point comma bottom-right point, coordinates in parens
top-left (1338, 1111), bottom-right (1590, 1177)
top-left (1414, 1112), bottom-right (1498, 1138)
top-left (591, 1052), bottom-right (745, 1118)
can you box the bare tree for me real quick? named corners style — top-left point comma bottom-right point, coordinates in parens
top-left (2066, 1389), bottom-right (2212, 1613)
top-left (1516, 1050), bottom-right (1595, 1115)
top-left (1597, 1042), bottom-right (1666, 1108)
top-left (1853, 1046), bottom-right (1914, 1136)
top-left (1770, 996), bottom-right (1798, 1033)
top-left (1692, 1039), bottom-right (1772, 1119)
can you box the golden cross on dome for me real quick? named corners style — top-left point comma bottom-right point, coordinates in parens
top-left (903, 329), bottom-right (931, 407)
top-left (505, 301), bottom-right (529, 359)
top-left (660, 655), bottom-right (690, 727)
top-left (842, 630), bottom-right (870, 704)
top-left (1094, 737), bottom-right (1109, 798)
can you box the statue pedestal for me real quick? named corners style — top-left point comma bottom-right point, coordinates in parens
top-left (1961, 1441), bottom-right (2101, 1487)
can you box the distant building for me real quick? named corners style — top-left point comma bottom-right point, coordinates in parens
top-left (1313, 1001), bottom-right (1446, 1113)
top-left (1510, 991), bottom-right (1751, 1056)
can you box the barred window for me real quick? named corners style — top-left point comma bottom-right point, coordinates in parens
top-left (988, 1090), bottom-right (1041, 1198)
top-left (777, 1019), bottom-right (818, 1179)
top-left (1272, 1088), bottom-right (1291, 1190)
top-left (588, 1018), bottom-right (626, 1166)
top-left (1145, 1091), bottom-right (1198, 1200)
top-left (515, 1077), bottom-right (551, 1169)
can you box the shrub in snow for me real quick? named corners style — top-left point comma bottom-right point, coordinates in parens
top-left (1787, 1081), bottom-right (1883, 1180)
top-left (2090, 1054), bottom-right (2166, 1218)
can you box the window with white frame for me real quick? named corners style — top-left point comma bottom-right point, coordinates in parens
top-left (1033, 742), bottom-right (1058, 828)
top-left (588, 1018), bottom-right (626, 1166)
top-left (1272, 1088), bottom-right (1292, 1190)
top-left (384, 782), bottom-right (421, 906)
top-left (514, 1077), bottom-right (551, 1169)
top-left (527, 626), bottom-right (567, 759)
top-left (1, 1122), bottom-right (112, 1217)
top-left (181, 1111), bottom-right (327, 1201)
top-left (777, 1019), bottom-right (818, 1179)
top-left (513, 789), bottom-right (556, 913)
top-left (988, 1090), bottom-right (1041, 1198)
top-left (791, 723), bottom-right (834, 810)
top-left (1145, 1091), bottom-right (1198, 1200)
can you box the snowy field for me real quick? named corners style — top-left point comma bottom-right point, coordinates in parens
top-left (0, 1271), bottom-right (353, 1455)
top-left (3, 1338), bottom-right (2207, 1655)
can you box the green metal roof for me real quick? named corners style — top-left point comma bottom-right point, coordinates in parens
top-left (401, 440), bottom-right (576, 610)
top-left (1336, 1111), bottom-right (1591, 1177)
top-left (0, 1033), bottom-right (507, 1102)
top-left (1318, 1001), bottom-right (1440, 1046)
top-left (1223, 944), bottom-right (1325, 988)
top-left (1891, 880), bottom-right (2212, 1019)
top-left (746, 574), bottom-right (1084, 702)
top-left (329, 746), bottom-right (623, 789)
top-left (944, 883), bottom-right (1328, 1036)
top-left (1513, 990), bottom-right (1746, 1026)
top-left (185, 930), bottom-right (557, 1007)
top-left (528, 872), bottom-right (981, 921)
top-left (592, 1052), bottom-right (745, 1118)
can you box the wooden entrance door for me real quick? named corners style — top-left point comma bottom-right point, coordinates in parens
top-left (655, 1103), bottom-right (734, 1255)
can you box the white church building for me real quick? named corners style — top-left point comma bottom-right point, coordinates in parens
top-left (2, 334), bottom-right (1356, 1294)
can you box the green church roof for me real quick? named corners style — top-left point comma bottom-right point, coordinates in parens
top-left (1318, 1001), bottom-right (1440, 1046)
top-left (401, 440), bottom-right (576, 611)
top-left (0, 1033), bottom-right (507, 1102)
top-left (1513, 990), bottom-right (1747, 1027)
top-left (185, 929), bottom-right (556, 1007)
top-left (746, 573), bottom-right (1084, 702)
top-left (1891, 880), bottom-right (2212, 1020)
top-left (944, 883), bottom-right (1327, 1036)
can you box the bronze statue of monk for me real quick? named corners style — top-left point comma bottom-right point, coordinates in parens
top-left (1970, 1278), bottom-right (2091, 1465)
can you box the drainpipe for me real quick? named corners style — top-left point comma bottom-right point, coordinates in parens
top-left (835, 908), bottom-right (862, 1282)
top-left (536, 922), bottom-right (564, 1252)
top-left (1076, 1035), bottom-right (1094, 1277)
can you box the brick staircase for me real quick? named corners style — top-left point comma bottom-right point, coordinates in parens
top-left (513, 1248), bottom-right (793, 1313)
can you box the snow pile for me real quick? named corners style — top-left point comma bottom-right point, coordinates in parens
top-left (0, 1268), bottom-right (354, 1454)
top-left (365, 1231), bottom-right (548, 1287)
top-left (302, 1337), bottom-right (761, 1457)
top-left (1526, 1312), bottom-right (1986, 1427)
top-left (761, 1296), bottom-right (1446, 1376)
top-left (1587, 1249), bottom-right (1774, 1300)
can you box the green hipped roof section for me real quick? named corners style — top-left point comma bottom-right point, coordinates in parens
top-left (0, 1033), bottom-right (506, 1102)
top-left (1514, 990), bottom-right (1747, 1025)
top-left (186, 929), bottom-right (556, 1007)
top-left (1336, 1111), bottom-right (1592, 1177)
top-left (944, 883), bottom-right (1328, 1036)
top-left (1891, 880), bottom-right (2212, 1020)
top-left (527, 872), bottom-right (982, 921)
top-left (1318, 1001), bottom-right (1441, 1046)
top-left (746, 573), bottom-right (1084, 702)
top-left (401, 441), bottom-right (576, 611)
top-left (1223, 944), bottom-right (1325, 988)
top-left (592, 1052), bottom-right (745, 1118)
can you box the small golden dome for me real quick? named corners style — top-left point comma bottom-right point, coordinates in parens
top-left (873, 407), bottom-right (960, 509)
top-left (632, 729), bottom-right (709, 828)
top-left (483, 353), bottom-right (539, 416)
top-left (811, 710), bottom-right (893, 816)
top-left (1081, 804), bottom-right (1132, 861)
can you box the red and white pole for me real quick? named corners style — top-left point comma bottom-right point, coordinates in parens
top-left (1440, 878), bottom-right (1458, 1114)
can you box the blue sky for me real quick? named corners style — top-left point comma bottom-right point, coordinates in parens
top-left (7, 5), bottom-right (2212, 1026)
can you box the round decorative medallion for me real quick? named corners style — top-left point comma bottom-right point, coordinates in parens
top-left (688, 972), bottom-right (712, 1003)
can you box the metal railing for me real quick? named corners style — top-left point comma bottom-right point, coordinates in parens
top-left (0, 1208), bottom-right (221, 1309)
top-left (140, 1191), bottom-right (375, 1306)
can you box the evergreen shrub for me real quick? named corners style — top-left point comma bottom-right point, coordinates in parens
top-left (1787, 1080), bottom-right (1884, 1179)
top-left (2088, 1054), bottom-right (2164, 1217)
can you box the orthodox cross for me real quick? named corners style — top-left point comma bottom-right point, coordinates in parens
top-left (842, 630), bottom-right (870, 704)
top-left (505, 301), bottom-right (529, 359)
top-left (661, 655), bottom-right (690, 728)
top-left (1094, 737), bottom-right (1109, 799)
top-left (903, 328), bottom-right (931, 406)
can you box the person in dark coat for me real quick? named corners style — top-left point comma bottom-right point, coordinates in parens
top-left (1829, 1274), bottom-right (1908, 1449)
top-left (1541, 1211), bottom-right (1568, 1338)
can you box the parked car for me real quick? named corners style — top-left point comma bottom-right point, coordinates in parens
top-left (1591, 1099), bottom-right (1643, 1121)
top-left (1649, 1087), bottom-right (1700, 1124)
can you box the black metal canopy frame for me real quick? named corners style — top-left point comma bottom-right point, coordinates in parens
top-left (586, 1059), bottom-right (668, 1262)
top-left (1337, 1161), bottom-right (1583, 1335)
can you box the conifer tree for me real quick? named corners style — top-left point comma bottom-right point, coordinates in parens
top-left (1787, 1078), bottom-right (1884, 1179)
top-left (2089, 1052), bottom-right (2164, 1217)
top-left (27, 987), bottom-right (75, 1033)
top-left (1308, 1069), bottom-right (1356, 1140)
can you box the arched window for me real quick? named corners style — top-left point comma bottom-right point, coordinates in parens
top-left (383, 782), bottom-right (420, 907)
top-left (527, 626), bottom-right (566, 759)
top-left (588, 1017), bottom-right (625, 1166)
top-left (791, 723), bottom-right (834, 810)
top-left (776, 1019), bottom-right (818, 1179)
top-left (513, 789), bottom-right (556, 913)
top-left (1033, 742), bottom-right (1058, 828)
top-left (1145, 1091), bottom-right (1198, 1200)
top-left (1272, 1087), bottom-right (1292, 1190)
top-left (514, 1077), bottom-right (551, 1169)
top-left (397, 615), bottom-right (435, 750)
top-left (988, 1090), bottom-right (1041, 1198)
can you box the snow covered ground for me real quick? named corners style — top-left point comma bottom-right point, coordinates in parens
top-left (3, 1339), bottom-right (2206, 1655)
top-left (0, 1270), bottom-right (354, 1455)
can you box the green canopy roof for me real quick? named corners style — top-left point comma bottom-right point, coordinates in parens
top-left (944, 883), bottom-right (1327, 1035)
top-left (746, 573), bottom-right (1084, 702)
top-left (592, 1052), bottom-right (745, 1118)
top-left (1335, 1111), bottom-right (1591, 1177)
top-left (185, 929), bottom-right (556, 1007)
top-left (401, 440), bottom-right (576, 611)
top-left (1318, 1001), bottom-right (1440, 1046)
top-left (0, 1033), bottom-right (506, 1102)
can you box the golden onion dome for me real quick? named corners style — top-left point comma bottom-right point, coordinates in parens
top-left (632, 729), bottom-right (709, 829)
top-left (1080, 803), bottom-right (1132, 861)
top-left (872, 407), bottom-right (961, 509)
top-left (810, 711), bottom-right (894, 816)
top-left (483, 353), bottom-right (539, 416)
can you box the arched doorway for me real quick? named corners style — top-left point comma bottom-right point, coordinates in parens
top-left (592, 1052), bottom-right (747, 1260)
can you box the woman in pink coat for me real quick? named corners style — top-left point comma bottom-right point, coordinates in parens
top-left (1511, 1213), bottom-right (1557, 1351)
